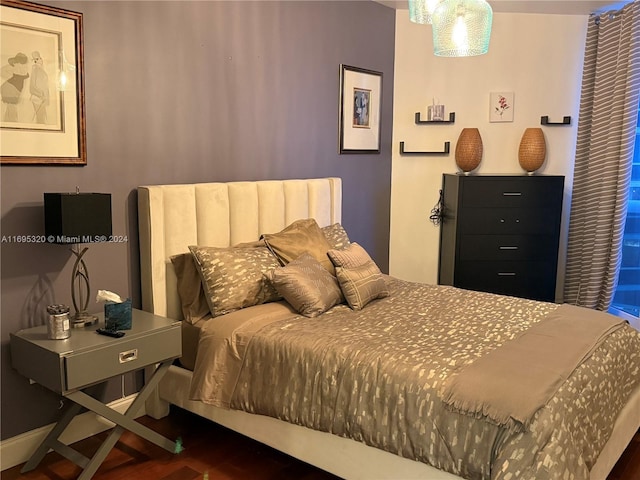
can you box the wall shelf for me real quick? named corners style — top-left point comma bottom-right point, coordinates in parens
top-left (541, 115), bottom-right (571, 126)
top-left (399, 141), bottom-right (450, 156)
top-left (415, 112), bottom-right (456, 124)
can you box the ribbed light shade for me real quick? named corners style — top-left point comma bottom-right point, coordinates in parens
top-left (408, 0), bottom-right (443, 24)
top-left (455, 128), bottom-right (483, 174)
top-left (432, 0), bottom-right (493, 57)
top-left (518, 128), bottom-right (547, 174)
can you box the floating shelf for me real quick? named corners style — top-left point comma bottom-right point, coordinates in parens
top-left (415, 112), bottom-right (456, 124)
top-left (399, 141), bottom-right (451, 156)
top-left (541, 115), bottom-right (571, 125)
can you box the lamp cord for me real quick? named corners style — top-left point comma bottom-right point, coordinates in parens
top-left (429, 189), bottom-right (445, 226)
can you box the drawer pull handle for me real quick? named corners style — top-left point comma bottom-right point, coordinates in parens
top-left (498, 272), bottom-right (517, 276)
top-left (503, 192), bottom-right (522, 196)
top-left (499, 246), bottom-right (519, 250)
top-left (119, 349), bottom-right (138, 363)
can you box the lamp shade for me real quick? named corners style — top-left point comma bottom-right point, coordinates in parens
top-left (44, 193), bottom-right (112, 244)
top-left (432, 0), bottom-right (493, 57)
top-left (518, 128), bottom-right (547, 174)
top-left (455, 127), bottom-right (483, 173)
top-left (409, 0), bottom-right (443, 25)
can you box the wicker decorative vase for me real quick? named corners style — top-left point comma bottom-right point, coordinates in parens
top-left (455, 128), bottom-right (483, 174)
top-left (518, 128), bottom-right (546, 174)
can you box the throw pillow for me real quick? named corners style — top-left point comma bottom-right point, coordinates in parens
top-left (335, 261), bottom-right (389, 310)
top-left (189, 245), bottom-right (281, 317)
top-left (327, 242), bottom-right (373, 269)
top-left (266, 252), bottom-right (343, 317)
top-left (262, 218), bottom-right (335, 274)
top-left (321, 223), bottom-right (351, 250)
top-left (170, 252), bottom-right (211, 324)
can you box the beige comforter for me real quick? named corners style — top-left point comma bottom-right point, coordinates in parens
top-left (190, 278), bottom-right (640, 480)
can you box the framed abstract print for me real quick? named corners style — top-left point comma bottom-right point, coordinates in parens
top-left (1, 0), bottom-right (86, 165)
top-left (339, 64), bottom-right (382, 154)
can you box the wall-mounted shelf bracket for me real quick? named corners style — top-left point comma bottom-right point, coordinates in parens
top-left (541, 115), bottom-right (571, 125)
top-left (415, 112), bottom-right (456, 124)
top-left (399, 141), bottom-right (450, 156)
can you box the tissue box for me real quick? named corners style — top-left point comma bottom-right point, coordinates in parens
top-left (104, 298), bottom-right (132, 330)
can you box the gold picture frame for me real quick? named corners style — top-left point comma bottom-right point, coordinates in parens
top-left (1, 0), bottom-right (86, 165)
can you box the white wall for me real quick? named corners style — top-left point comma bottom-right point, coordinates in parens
top-left (389, 11), bottom-right (588, 301)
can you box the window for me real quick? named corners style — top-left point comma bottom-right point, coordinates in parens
top-left (611, 103), bottom-right (640, 324)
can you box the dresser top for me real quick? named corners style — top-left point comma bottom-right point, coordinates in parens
top-left (444, 173), bottom-right (564, 178)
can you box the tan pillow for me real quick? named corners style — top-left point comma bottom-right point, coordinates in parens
top-left (262, 218), bottom-right (335, 274)
top-left (321, 223), bottom-right (351, 250)
top-left (233, 239), bottom-right (266, 248)
top-left (170, 253), bottom-right (210, 324)
top-left (335, 261), bottom-right (389, 310)
top-left (189, 245), bottom-right (281, 317)
top-left (266, 253), bottom-right (343, 318)
top-left (327, 242), bottom-right (372, 269)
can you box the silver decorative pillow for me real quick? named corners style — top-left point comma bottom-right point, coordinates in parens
top-left (328, 242), bottom-right (389, 310)
top-left (321, 223), bottom-right (351, 250)
top-left (335, 262), bottom-right (389, 310)
top-left (189, 245), bottom-right (281, 318)
top-left (266, 253), bottom-right (343, 318)
top-left (327, 242), bottom-right (372, 269)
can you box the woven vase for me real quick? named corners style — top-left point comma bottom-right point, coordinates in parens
top-left (455, 128), bottom-right (483, 174)
top-left (518, 128), bottom-right (546, 174)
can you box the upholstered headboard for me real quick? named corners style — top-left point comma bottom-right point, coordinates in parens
top-left (138, 178), bottom-right (342, 319)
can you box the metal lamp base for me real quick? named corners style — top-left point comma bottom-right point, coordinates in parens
top-left (70, 245), bottom-right (98, 328)
top-left (71, 312), bottom-right (98, 328)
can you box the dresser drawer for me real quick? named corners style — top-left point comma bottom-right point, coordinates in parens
top-left (459, 235), bottom-right (559, 261)
top-left (461, 177), bottom-right (564, 208)
top-left (458, 208), bottom-right (561, 235)
top-left (64, 327), bottom-right (180, 392)
top-left (455, 261), bottom-right (557, 301)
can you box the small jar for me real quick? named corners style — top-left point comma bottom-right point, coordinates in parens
top-left (46, 305), bottom-right (71, 340)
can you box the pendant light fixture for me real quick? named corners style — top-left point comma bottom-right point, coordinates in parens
top-left (432, 0), bottom-right (493, 57)
top-left (408, 0), bottom-right (443, 25)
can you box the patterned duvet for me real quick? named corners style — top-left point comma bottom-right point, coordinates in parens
top-left (191, 278), bottom-right (640, 480)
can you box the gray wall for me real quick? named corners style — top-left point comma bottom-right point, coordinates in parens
top-left (0, 0), bottom-right (395, 440)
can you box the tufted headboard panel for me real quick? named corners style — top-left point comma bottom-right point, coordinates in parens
top-left (138, 178), bottom-right (342, 319)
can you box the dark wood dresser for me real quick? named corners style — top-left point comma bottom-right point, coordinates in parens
top-left (438, 174), bottom-right (565, 302)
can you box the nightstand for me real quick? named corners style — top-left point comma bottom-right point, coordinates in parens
top-left (10, 308), bottom-right (181, 479)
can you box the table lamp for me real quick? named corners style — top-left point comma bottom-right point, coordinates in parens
top-left (44, 190), bottom-right (112, 327)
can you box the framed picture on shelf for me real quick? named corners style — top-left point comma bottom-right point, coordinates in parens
top-left (1, 0), bottom-right (86, 165)
top-left (489, 92), bottom-right (514, 123)
top-left (339, 64), bottom-right (382, 154)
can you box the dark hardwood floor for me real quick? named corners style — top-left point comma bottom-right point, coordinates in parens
top-left (2, 407), bottom-right (639, 480)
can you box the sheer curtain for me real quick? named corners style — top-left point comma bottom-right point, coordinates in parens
top-left (564, 1), bottom-right (640, 310)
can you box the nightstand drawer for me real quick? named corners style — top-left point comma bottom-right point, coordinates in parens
top-left (459, 235), bottom-right (558, 261)
top-left (64, 327), bottom-right (180, 392)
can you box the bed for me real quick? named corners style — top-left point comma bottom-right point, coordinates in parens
top-left (138, 177), bottom-right (640, 480)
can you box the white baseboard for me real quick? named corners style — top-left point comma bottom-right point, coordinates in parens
top-left (0, 394), bottom-right (143, 471)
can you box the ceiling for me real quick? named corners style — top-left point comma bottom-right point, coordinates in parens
top-left (375, 0), bottom-right (630, 15)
